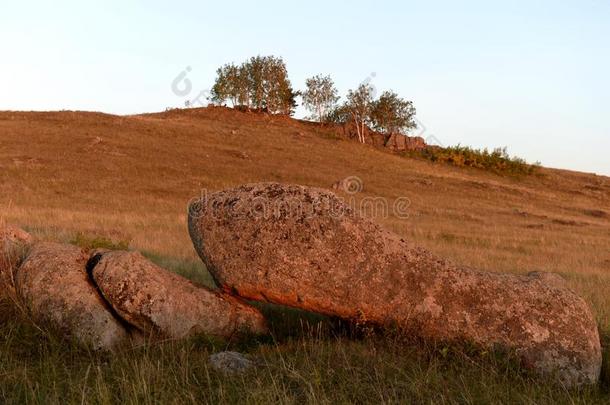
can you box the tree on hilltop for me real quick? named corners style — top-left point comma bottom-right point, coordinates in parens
top-left (325, 103), bottom-right (351, 125)
top-left (346, 83), bottom-right (375, 143)
top-left (246, 56), bottom-right (266, 110)
top-left (302, 74), bottom-right (340, 123)
top-left (260, 56), bottom-right (298, 115)
top-left (210, 56), bottom-right (296, 115)
top-left (370, 91), bottom-right (417, 145)
top-left (211, 63), bottom-right (243, 107)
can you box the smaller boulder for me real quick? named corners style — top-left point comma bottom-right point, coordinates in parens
top-left (1, 225), bottom-right (33, 268)
top-left (16, 242), bottom-right (130, 351)
top-left (90, 251), bottom-right (268, 339)
top-left (209, 351), bottom-right (256, 374)
top-left (1, 225), bottom-right (34, 299)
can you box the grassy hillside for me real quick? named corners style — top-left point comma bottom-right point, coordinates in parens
top-left (0, 107), bottom-right (608, 403)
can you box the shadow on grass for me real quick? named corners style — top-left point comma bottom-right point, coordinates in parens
top-left (601, 332), bottom-right (610, 391)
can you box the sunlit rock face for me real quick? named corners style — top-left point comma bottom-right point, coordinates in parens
top-left (188, 182), bottom-right (602, 387)
top-left (16, 242), bottom-right (130, 351)
top-left (0, 225), bottom-right (33, 298)
top-left (90, 250), bottom-right (268, 339)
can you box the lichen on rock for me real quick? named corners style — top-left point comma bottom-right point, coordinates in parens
top-left (15, 242), bottom-right (130, 351)
top-left (90, 250), bottom-right (268, 339)
top-left (188, 182), bottom-right (602, 387)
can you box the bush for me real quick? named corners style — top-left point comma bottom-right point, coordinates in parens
top-left (408, 145), bottom-right (539, 176)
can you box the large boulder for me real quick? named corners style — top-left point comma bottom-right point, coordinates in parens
top-left (188, 182), bottom-right (602, 387)
top-left (0, 225), bottom-right (33, 296)
top-left (15, 242), bottom-right (130, 351)
top-left (89, 250), bottom-right (267, 339)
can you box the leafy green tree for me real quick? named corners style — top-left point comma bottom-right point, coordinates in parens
top-left (277, 81), bottom-right (299, 115)
top-left (211, 56), bottom-right (296, 115)
top-left (370, 91), bottom-right (417, 145)
top-left (210, 63), bottom-right (243, 107)
top-left (302, 75), bottom-right (340, 123)
top-left (210, 64), bottom-right (230, 106)
top-left (262, 56), bottom-right (296, 115)
top-left (246, 56), bottom-right (266, 110)
top-left (346, 83), bottom-right (374, 143)
top-left (324, 104), bottom-right (351, 124)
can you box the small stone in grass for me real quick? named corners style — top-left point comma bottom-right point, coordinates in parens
top-left (209, 351), bottom-right (256, 374)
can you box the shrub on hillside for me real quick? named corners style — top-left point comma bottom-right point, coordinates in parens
top-left (408, 145), bottom-right (539, 175)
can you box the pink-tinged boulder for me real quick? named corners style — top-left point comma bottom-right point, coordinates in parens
top-left (15, 242), bottom-right (130, 351)
top-left (0, 225), bottom-right (34, 298)
top-left (0, 225), bottom-right (33, 249)
top-left (89, 251), bottom-right (267, 339)
top-left (188, 182), bottom-right (602, 387)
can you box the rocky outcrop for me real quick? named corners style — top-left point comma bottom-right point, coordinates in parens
top-left (383, 133), bottom-right (426, 151)
top-left (89, 250), bottom-right (268, 339)
top-left (188, 182), bottom-right (602, 387)
top-left (16, 242), bottom-right (130, 351)
top-left (334, 121), bottom-right (426, 152)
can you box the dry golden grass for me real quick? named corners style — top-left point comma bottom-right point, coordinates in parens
top-left (0, 107), bottom-right (608, 403)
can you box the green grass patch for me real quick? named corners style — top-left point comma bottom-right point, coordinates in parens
top-left (140, 251), bottom-right (216, 288)
top-left (70, 232), bottom-right (130, 251)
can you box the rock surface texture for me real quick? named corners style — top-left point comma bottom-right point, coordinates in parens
top-left (90, 250), bottom-right (268, 339)
top-left (16, 242), bottom-right (130, 351)
top-left (209, 351), bottom-right (256, 374)
top-left (188, 182), bottom-right (602, 387)
top-left (0, 225), bottom-right (33, 295)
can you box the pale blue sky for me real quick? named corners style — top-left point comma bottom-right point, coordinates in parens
top-left (1, 1), bottom-right (609, 175)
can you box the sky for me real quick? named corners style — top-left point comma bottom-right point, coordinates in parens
top-left (1, 1), bottom-right (609, 175)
